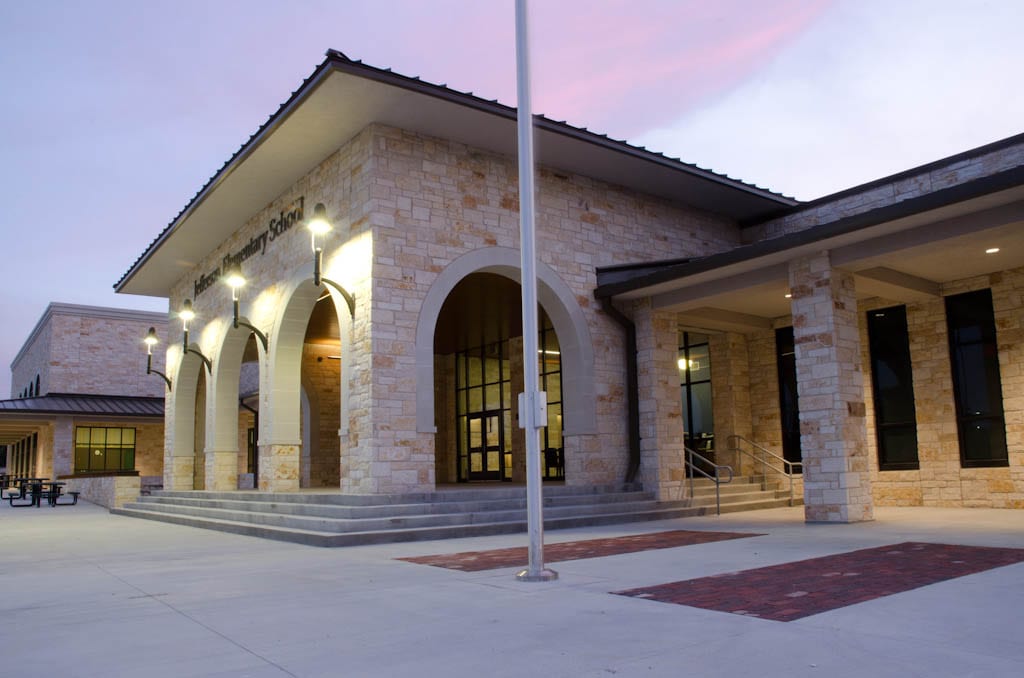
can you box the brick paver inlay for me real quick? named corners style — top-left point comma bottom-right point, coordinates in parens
top-left (398, 530), bottom-right (762, 571)
top-left (615, 541), bottom-right (1024, 622)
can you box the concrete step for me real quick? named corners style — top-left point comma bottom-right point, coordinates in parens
top-left (112, 480), bottom-right (802, 548)
top-left (148, 482), bottom-right (643, 506)
top-left (118, 497), bottom-right (671, 533)
top-left (110, 500), bottom-right (754, 548)
top-left (131, 489), bottom-right (657, 519)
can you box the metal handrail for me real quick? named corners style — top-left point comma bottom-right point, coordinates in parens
top-left (727, 434), bottom-right (802, 506)
top-left (683, 446), bottom-right (733, 515)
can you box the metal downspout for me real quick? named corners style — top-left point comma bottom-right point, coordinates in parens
top-left (600, 299), bottom-right (641, 483)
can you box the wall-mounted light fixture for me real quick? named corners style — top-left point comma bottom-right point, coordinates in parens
top-left (143, 327), bottom-right (172, 390)
top-left (179, 299), bottom-right (212, 373)
top-left (223, 262), bottom-right (268, 351)
top-left (309, 202), bottom-right (356, 318)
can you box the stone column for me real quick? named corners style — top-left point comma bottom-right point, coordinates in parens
top-left (259, 443), bottom-right (300, 492)
top-left (204, 450), bottom-right (239, 490)
top-left (52, 417), bottom-right (74, 478)
top-left (789, 253), bottom-right (873, 522)
top-left (634, 300), bottom-right (685, 500)
top-left (166, 455), bottom-right (195, 491)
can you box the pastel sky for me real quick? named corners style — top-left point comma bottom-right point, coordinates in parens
top-left (1, 0), bottom-right (1022, 397)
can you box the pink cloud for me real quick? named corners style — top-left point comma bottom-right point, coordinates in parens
top-left (525, 0), bottom-right (835, 138)
top-left (368, 0), bottom-right (834, 141)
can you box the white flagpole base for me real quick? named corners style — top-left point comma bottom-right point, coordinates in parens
top-left (516, 567), bottom-right (559, 582)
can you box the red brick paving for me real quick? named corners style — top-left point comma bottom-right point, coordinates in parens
top-left (398, 530), bottom-right (762, 572)
top-left (615, 541), bottom-right (1024, 622)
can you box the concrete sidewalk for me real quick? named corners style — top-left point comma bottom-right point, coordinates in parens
top-left (1, 500), bottom-right (1021, 677)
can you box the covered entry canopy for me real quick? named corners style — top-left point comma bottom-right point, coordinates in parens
top-left (596, 136), bottom-right (1024, 328)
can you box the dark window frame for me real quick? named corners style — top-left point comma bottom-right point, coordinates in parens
top-left (945, 289), bottom-right (1009, 468)
top-left (867, 306), bottom-right (920, 471)
top-left (74, 426), bottom-right (137, 474)
top-left (678, 332), bottom-right (714, 454)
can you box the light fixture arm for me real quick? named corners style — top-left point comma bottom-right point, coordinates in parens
top-left (186, 347), bottom-right (213, 374)
top-left (232, 300), bottom-right (269, 351)
top-left (307, 202), bottom-right (355, 319)
top-left (146, 353), bottom-right (172, 390)
top-left (319, 276), bottom-right (356, 319)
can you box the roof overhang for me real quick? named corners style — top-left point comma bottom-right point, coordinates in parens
top-left (0, 394), bottom-right (165, 445)
top-left (116, 50), bottom-right (795, 298)
top-left (596, 166), bottom-right (1024, 331)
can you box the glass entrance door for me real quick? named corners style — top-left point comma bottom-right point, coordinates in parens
top-left (467, 411), bottom-right (503, 481)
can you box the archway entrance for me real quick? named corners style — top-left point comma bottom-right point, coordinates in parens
top-left (192, 368), bottom-right (206, 489)
top-left (238, 336), bottom-right (260, 488)
top-left (433, 273), bottom-right (564, 484)
top-left (300, 291), bottom-right (343, 488)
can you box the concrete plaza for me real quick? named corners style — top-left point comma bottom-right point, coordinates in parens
top-left (1, 501), bottom-right (1021, 677)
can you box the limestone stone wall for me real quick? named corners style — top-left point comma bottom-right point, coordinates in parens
top-left (733, 265), bottom-right (1024, 509)
top-left (861, 266), bottom-right (1024, 508)
top-left (366, 125), bottom-right (740, 491)
top-left (708, 331), bottom-right (752, 471)
top-left (635, 301), bottom-right (686, 500)
top-left (164, 120), bottom-right (743, 494)
top-left (9, 319), bottom-right (51, 397)
top-left (12, 306), bottom-right (168, 399)
top-left (747, 325), bottom-right (785, 466)
top-left (66, 474), bottom-right (140, 509)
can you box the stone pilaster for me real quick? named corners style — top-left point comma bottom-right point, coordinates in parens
top-left (260, 443), bottom-right (300, 492)
top-left (634, 300), bottom-right (684, 500)
top-left (789, 253), bottom-right (873, 522)
top-left (52, 417), bottom-right (74, 477)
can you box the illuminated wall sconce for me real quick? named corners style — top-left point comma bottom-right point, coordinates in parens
top-left (143, 327), bottom-right (172, 390)
top-left (179, 299), bottom-right (212, 373)
top-left (309, 202), bottom-right (356, 318)
top-left (223, 262), bottom-right (268, 351)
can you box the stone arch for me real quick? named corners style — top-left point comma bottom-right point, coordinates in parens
top-left (168, 345), bottom-right (207, 490)
top-left (415, 246), bottom-right (596, 435)
top-left (205, 319), bottom-right (265, 490)
top-left (263, 262), bottom-right (353, 489)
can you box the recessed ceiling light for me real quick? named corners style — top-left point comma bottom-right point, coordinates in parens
top-left (985, 247), bottom-right (1000, 254)
top-left (784, 293), bottom-right (792, 298)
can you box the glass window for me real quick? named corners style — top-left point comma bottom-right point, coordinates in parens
top-left (74, 427), bottom-right (137, 473)
top-left (945, 289), bottom-right (1008, 467)
top-left (776, 327), bottom-right (801, 465)
top-left (867, 306), bottom-right (919, 470)
top-left (679, 331), bottom-right (714, 454)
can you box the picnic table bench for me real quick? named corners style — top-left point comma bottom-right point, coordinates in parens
top-left (4, 479), bottom-right (80, 507)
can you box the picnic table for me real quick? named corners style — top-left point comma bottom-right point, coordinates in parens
top-left (3, 479), bottom-right (79, 507)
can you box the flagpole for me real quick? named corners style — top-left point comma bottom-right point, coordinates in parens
top-left (514, 0), bottom-right (557, 583)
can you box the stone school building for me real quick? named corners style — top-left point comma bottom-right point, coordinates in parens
top-left (115, 50), bottom-right (1024, 522)
top-left (1, 303), bottom-right (167, 507)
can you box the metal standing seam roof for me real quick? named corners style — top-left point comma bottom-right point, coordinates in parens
top-left (114, 49), bottom-right (798, 293)
top-left (0, 393), bottom-right (164, 418)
